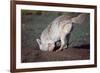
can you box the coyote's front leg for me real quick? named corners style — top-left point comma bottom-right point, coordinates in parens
top-left (56, 35), bottom-right (66, 52)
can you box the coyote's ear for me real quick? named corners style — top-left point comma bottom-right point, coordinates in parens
top-left (36, 39), bottom-right (41, 45)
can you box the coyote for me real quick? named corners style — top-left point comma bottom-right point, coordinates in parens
top-left (36, 14), bottom-right (87, 51)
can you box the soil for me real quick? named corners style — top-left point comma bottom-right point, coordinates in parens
top-left (21, 47), bottom-right (90, 63)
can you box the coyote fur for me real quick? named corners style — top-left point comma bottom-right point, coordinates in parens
top-left (36, 14), bottom-right (87, 51)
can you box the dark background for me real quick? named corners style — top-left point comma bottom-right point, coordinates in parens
top-left (21, 10), bottom-right (90, 63)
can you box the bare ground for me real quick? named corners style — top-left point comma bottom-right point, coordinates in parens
top-left (21, 47), bottom-right (89, 63)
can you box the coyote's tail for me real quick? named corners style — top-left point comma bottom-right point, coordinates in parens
top-left (72, 14), bottom-right (88, 24)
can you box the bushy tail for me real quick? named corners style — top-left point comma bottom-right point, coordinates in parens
top-left (72, 14), bottom-right (88, 24)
